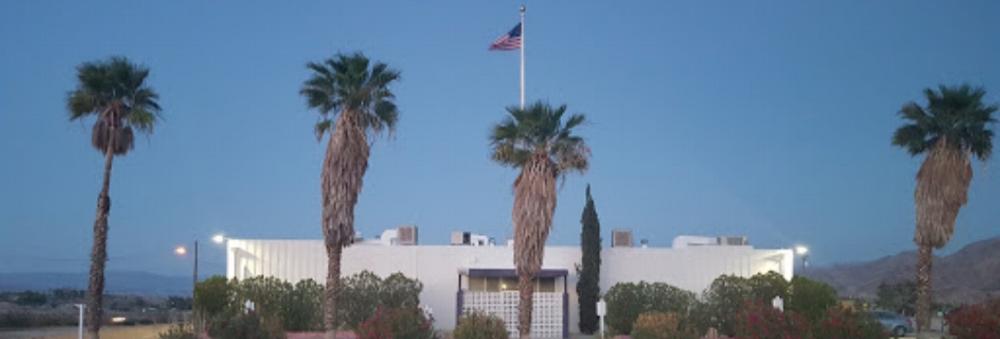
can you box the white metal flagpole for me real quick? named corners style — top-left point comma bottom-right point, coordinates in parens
top-left (519, 4), bottom-right (526, 109)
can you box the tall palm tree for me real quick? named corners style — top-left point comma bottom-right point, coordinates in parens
top-left (300, 52), bottom-right (400, 338)
top-left (67, 57), bottom-right (161, 339)
top-left (892, 84), bottom-right (995, 331)
top-left (490, 101), bottom-right (590, 338)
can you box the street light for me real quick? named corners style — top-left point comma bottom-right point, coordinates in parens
top-left (794, 245), bottom-right (810, 269)
top-left (174, 242), bottom-right (198, 303)
top-left (212, 234), bottom-right (225, 244)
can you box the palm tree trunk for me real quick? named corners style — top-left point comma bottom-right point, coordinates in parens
top-left (517, 274), bottom-right (535, 338)
top-left (320, 111), bottom-right (369, 339)
top-left (323, 244), bottom-right (342, 339)
top-left (915, 244), bottom-right (933, 332)
top-left (512, 153), bottom-right (557, 339)
top-left (86, 147), bottom-right (114, 339)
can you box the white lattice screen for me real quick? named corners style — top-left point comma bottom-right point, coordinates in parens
top-left (462, 291), bottom-right (563, 338)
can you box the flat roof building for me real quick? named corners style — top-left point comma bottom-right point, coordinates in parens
top-left (225, 231), bottom-right (792, 337)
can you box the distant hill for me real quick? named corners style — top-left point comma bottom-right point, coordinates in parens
top-left (0, 271), bottom-right (191, 296)
top-left (803, 236), bottom-right (1000, 305)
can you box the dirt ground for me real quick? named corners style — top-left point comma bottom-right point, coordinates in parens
top-left (0, 324), bottom-right (171, 339)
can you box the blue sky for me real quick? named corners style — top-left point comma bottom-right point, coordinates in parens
top-left (1, 1), bottom-right (998, 277)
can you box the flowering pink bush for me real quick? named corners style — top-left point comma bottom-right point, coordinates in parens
top-left (733, 301), bottom-right (810, 339)
top-left (947, 299), bottom-right (1000, 339)
top-left (356, 307), bottom-right (435, 339)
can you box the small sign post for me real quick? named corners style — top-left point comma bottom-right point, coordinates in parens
top-left (597, 299), bottom-right (607, 338)
top-left (772, 296), bottom-right (784, 311)
top-left (74, 304), bottom-right (85, 339)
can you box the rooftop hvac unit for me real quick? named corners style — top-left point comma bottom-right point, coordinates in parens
top-left (611, 229), bottom-right (633, 248)
top-left (397, 226), bottom-right (418, 245)
top-left (717, 236), bottom-right (748, 246)
top-left (450, 231), bottom-right (467, 245)
top-left (450, 231), bottom-right (491, 246)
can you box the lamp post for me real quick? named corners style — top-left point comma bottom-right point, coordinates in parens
top-left (175, 234), bottom-right (225, 333)
top-left (175, 242), bottom-right (198, 300)
top-left (795, 245), bottom-right (810, 269)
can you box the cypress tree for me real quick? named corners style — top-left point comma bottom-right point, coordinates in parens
top-left (576, 184), bottom-right (602, 333)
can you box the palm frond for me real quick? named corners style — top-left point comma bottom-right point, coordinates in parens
top-left (315, 119), bottom-right (333, 142)
top-left (489, 101), bottom-right (591, 177)
top-left (301, 52), bottom-right (401, 140)
top-left (893, 84), bottom-right (996, 161)
top-left (67, 56), bottom-right (161, 156)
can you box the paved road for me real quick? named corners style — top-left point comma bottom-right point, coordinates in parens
top-left (0, 324), bottom-right (170, 339)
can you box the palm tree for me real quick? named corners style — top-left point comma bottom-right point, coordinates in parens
top-left (300, 52), bottom-right (400, 338)
top-left (892, 84), bottom-right (995, 331)
top-left (490, 101), bottom-right (590, 338)
top-left (67, 57), bottom-right (161, 339)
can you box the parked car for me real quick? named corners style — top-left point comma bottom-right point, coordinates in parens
top-left (872, 310), bottom-right (914, 337)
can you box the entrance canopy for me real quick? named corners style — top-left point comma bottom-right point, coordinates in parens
top-left (466, 268), bottom-right (568, 279)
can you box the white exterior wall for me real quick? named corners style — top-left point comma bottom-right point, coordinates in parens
top-left (226, 239), bottom-right (793, 332)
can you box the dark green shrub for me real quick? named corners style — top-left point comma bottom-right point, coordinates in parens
top-left (167, 296), bottom-right (192, 310)
top-left (282, 279), bottom-right (324, 331)
top-left (814, 307), bottom-right (887, 339)
top-left (340, 271), bottom-right (386, 329)
top-left (0, 312), bottom-right (32, 328)
top-left (14, 290), bottom-right (47, 306)
top-left (195, 272), bottom-right (422, 331)
top-left (339, 271), bottom-right (424, 329)
top-left (604, 281), bottom-right (696, 334)
top-left (381, 272), bottom-right (423, 309)
top-left (0, 310), bottom-right (77, 328)
top-left (158, 323), bottom-right (196, 339)
top-left (699, 272), bottom-right (802, 335)
top-left (875, 280), bottom-right (916, 316)
top-left (454, 312), bottom-right (509, 339)
top-left (234, 276), bottom-right (293, 321)
top-left (748, 271), bottom-right (789, 303)
top-left (786, 276), bottom-right (838, 323)
top-left (698, 275), bottom-right (751, 335)
top-left (195, 276), bottom-right (233, 321)
top-left (357, 307), bottom-right (436, 339)
top-left (209, 311), bottom-right (286, 339)
top-left (605, 281), bottom-right (643, 334)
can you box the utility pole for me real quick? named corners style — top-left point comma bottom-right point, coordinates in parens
top-left (193, 240), bottom-right (199, 295)
top-left (193, 240), bottom-right (199, 332)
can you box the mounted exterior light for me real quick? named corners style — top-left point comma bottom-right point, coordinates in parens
top-left (212, 234), bottom-right (226, 244)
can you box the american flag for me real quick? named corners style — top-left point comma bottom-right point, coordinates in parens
top-left (489, 23), bottom-right (522, 51)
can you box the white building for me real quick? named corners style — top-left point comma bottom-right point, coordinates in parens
top-left (225, 231), bottom-right (792, 338)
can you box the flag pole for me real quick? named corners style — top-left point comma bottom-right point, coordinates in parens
top-left (519, 4), bottom-right (526, 109)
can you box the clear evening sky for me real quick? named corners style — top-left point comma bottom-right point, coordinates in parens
top-left (1, 1), bottom-right (998, 277)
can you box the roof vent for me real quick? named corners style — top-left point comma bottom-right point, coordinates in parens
top-left (611, 229), bottom-right (633, 248)
top-left (397, 225), bottom-right (418, 245)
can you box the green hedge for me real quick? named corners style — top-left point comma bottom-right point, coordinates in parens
top-left (194, 270), bottom-right (422, 332)
top-left (605, 273), bottom-right (840, 337)
top-left (604, 281), bottom-right (696, 335)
